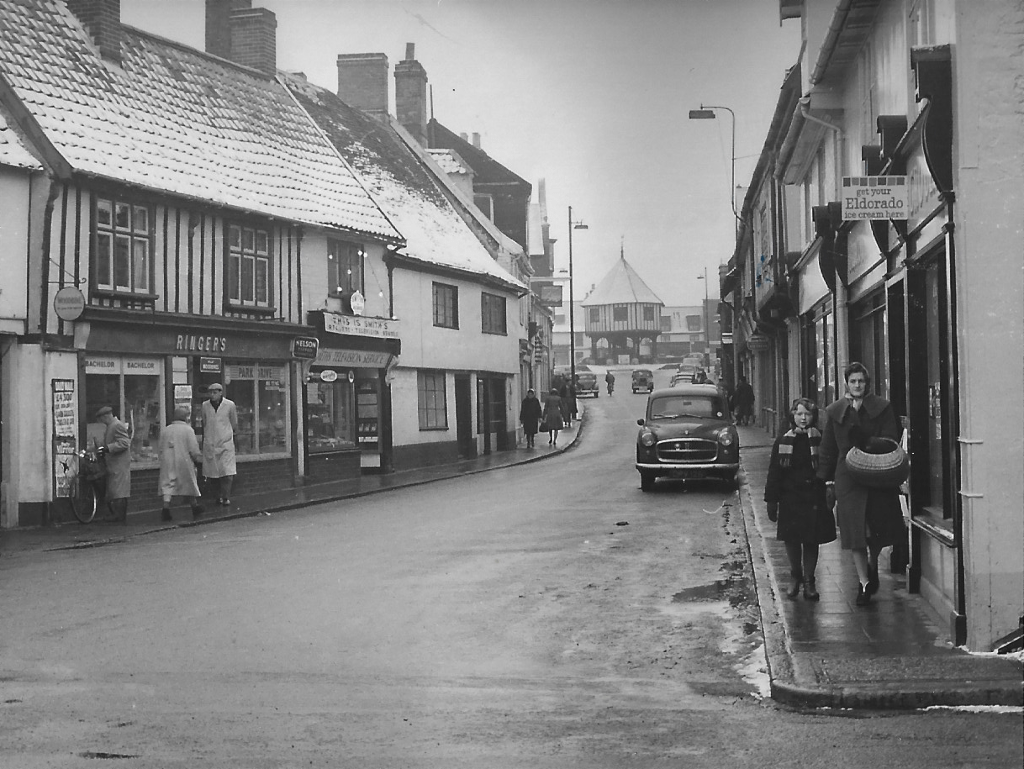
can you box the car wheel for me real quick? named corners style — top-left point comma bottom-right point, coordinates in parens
top-left (640, 472), bottom-right (656, 492)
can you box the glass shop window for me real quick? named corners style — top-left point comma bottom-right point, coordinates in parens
top-left (222, 362), bottom-right (290, 456)
top-left (307, 377), bottom-right (356, 453)
top-left (84, 356), bottom-right (164, 466)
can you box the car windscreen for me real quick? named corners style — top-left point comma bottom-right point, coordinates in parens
top-left (649, 395), bottom-right (724, 419)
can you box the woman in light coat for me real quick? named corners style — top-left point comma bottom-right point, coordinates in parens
top-left (201, 383), bottom-right (238, 506)
top-left (158, 406), bottom-right (204, 521)
top-left (542, 388), bottom-right (565, 446)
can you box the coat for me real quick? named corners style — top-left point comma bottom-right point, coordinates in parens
top-left (818, 393), bottom-right (903, 550)
top-left (158, 420), bottom-right (203, 498)
top-left (102, 418), bottom-right (132, 500)
top-left (519, 395), bottom-right (543, 436)
top-left (764, 432), bottom-right (835, 545)
top-left (542, 394), bottom-right (564, 430)
top-left (201, 397), bottom-right (238, 478)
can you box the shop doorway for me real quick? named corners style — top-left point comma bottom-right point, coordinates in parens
top-left (454, 375), bottom-right (474, 459)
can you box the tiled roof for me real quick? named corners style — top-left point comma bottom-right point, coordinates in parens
top-left (583, 255), bottom-right (664, 306)
top-left (428, 119), bottom-right (529, 188)
top-left (282, 73), bottom-right (524, 293)
top-left (427, 148), bottom-right (469, 175)
top-left (0, 0), bottom-right (402, 243)
top-left (0, 109), bottom-right (41, 170)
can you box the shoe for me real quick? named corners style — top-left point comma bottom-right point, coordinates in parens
top-left (160, 508), bottom-right (172, 522)
top-left (866, 560), bottom-right (879, 596)
top-left (803, 578), bottom-right (819, 601)
top-left (855, 584), bottom-right (871, 606)
top-left (786, 575), bottom-right (803, 600)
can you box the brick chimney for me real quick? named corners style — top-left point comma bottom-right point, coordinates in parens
top-left (471, 132), bottom-right (481, 148)
top-left (205, 0), bottom-right (277, 76)
top-left (337, 53), bottom-right (390, 121)
top-left (394, 43), bottom-right (428, 146)
top-left (66, 0), bottom-right (122, 63)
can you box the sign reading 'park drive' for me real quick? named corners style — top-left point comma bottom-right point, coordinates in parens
top-left (841, 176), bottom-right (909, 221)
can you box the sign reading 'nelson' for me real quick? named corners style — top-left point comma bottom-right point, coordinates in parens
top-left (841, 176), bottom-right (909, 221)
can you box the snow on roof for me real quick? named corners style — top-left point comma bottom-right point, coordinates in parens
top-left (0, 110), bottom-right (41, 170)
top-left (427, 148), bottom-right (469, 175)
top-left (583, 255), bottom-right (664, 306)
top-left (0, 0), bottom-right (402, 243)
top-left (283, 73), bottom-right (524, 294)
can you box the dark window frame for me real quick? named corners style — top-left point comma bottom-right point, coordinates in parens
top-left (91, 195), bottom-right (156, 299)
top-left (417, 370), bottom-right (448, 430)
top-left (225, 222), bottom-right (274, 311)
top-left (432, 282), bottom-right (459, 329)
top-left (327, 239), bottom-right (364, 300)
top-left (481, 292), bottom-right (508, 335)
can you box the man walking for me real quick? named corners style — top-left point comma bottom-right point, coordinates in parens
top-left (158, 406), bottom-right (205, 521)
top-left (732, 375), bottom-right (755, 426)
top-left (95, 405), bottom-right (131, 522)
top-left (201, 383), bottom-right (238, 506)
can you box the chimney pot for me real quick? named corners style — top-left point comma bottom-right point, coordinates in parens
top-left (459, 132), bottom-right (469, 142)
top-left (405, 43), bottom-right (416, 60)
top-left (472, 132), bottom-right (481, 148)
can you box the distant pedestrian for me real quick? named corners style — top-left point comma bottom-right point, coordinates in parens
top-left (201, 382), bottom-right (238, 506)
top-left (559, 378), bottom-right (577, 426)
top-left (158, 406), bottom-right (205, 521)
top-left (691, 368), bottom-right (709, 384)
top-left (764, 398), bottom-right (835, 601)
top-left (519, 388), bottom-right (543, 449)
top-left (732, 375), bottom-right (754, 425)
top-left (605, 370), bottom-right (615, 396)
top-left (95, 405), bottom-right (131, 522)
top-left (542, 388), bottom-right (565, 446)
top-left (818, 362), bottom-right (903, 606)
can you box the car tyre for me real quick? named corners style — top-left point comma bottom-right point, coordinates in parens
top-left (640, 472), bottom-right (656, 492)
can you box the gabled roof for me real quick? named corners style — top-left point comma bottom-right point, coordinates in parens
top-left (0, 109), bottom-right (41, 170)
top-left (281, 73), bottom-right (524, 294)
top-left (0, 0), bottom-right (402, 243)
top-left (582, 254), bottom-right (664, 307)
top-left (427, 119), bottom-right (529, 189)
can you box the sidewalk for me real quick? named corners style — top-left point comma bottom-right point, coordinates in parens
top-left (735, 424), bottom-right (1023, 709)
top-left (0, 411), bottom-right (584, 557)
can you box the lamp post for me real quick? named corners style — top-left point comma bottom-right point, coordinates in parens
top-left (688, 105), bottom-right (741, 233)
top-left (567, 206), bottom-right (588, 388)
top-left (696, 267), bottom-right (710, 363)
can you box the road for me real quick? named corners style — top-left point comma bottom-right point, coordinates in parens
top-left (0, 387), bottom-right (1020, 767)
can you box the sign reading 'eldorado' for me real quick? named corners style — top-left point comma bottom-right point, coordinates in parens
top-left (841, 176), bottom-right (909, 221)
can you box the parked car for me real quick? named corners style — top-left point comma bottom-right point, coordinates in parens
top-left (631, 368), bottom-right (654, 393)
top-left (635, 384), bottom-right (739, 491)
top-left (670, 364), bottom-right (699, 386)
top-left (553, 365), bottom-right (600, 398)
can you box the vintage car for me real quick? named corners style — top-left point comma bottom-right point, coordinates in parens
top-left (670, 364), bottom-right (699, 386)
top-left (553, 364), bottom-right (600, 398)
top-left (635, 384), bottom-right (739, 491)
top-left (631, 368), bottom-right (654, 393)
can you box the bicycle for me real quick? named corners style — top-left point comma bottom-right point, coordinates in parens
top-left (61, 446), bottom-right (107, 523)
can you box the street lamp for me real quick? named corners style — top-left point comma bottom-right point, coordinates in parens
top-left (696, 267), bottom-right (710, 362)
top-left (567, 206), bottom-right (588, 388)
top-left (688, 104), bottom-right (742, 231)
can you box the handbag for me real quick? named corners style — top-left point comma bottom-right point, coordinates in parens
top-left (846, 436), bottom-right (910, 488)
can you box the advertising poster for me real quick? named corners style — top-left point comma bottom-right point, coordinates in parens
top-left (52, 378), bottom-right (77, 498)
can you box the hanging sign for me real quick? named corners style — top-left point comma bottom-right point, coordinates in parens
top-left (292, 336), bottom-right (319, 360)
top-left (53, 286), bottom-right (86, 321)
top-left (841, 176), bottom-right (909, 221)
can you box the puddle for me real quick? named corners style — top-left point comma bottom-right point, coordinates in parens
top-left (672, 574), bottom-right (750, 607)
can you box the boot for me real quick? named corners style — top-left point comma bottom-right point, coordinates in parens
top-left (865, 559), bottom-right (879, 596)
top-left (855, 584), bottom-right (871, 606)
top-left (160, 508), bottom-right (172, 522)
top-left (786, 572), bottom-right (803, 599)
top-left (803, 577), bottom-right (819, 601)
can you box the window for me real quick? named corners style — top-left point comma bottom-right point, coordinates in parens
top-left (481, 292), bottom-right (507, 335)
top-left (84, 356), bottom-right (163, 467)
top-left (94, 197), bottom-right (152, 295)
top-left (686, 315), bottom-right (702, 332)
top-left (328, 239), bottom-right (363, 299)
top-left (227, 224), bottom-right (272, 308)
top-left (222, 363), bottom-right (290, 455)
top-left (613, 306), bottom-right (628, 322)
top-left (417, 370), bottom-right (447, 429)
top-left (307, 378), bottom-right (355, 452)
top-left (589, 308), bottom-right (600, 323)
top-left (660, 316), bottom-right (671, 332)
top-left (643, 306), bottom-right (655, 322)
top-left (433, 282), bottom-right (458, 328)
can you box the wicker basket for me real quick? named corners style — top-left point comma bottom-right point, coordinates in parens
top-left (846, 437), bottom-right (909, 488)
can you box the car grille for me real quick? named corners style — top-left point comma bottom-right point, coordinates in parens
top-left (657, 438), bottom-right (719, 463)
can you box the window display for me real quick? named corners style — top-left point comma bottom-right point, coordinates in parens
top-left (223, 362), bottom-right (290, 457)
top-left (84, 356), bottom-right (163, 466)
top-left (307, 377), bottom-right (356, 453)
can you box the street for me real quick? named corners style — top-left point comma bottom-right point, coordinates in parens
top-left (0, 390), bottom-right (1020, 768)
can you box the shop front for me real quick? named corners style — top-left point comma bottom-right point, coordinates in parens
top-left (71, 308), bottom-right (313, 518)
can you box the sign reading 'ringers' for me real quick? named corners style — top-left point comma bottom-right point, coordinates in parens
top-left (841, 176), bottom-right (909, 221)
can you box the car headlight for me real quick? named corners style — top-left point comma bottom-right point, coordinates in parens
top-left (639, 429), bottom-right (657, 447)
top-left (718, 429), bottom-right (735, 446)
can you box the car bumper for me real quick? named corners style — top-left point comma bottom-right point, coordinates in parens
top-left (635, 462), bottom-right (739, 478)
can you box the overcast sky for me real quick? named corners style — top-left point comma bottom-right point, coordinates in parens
top-left (122, 0), bottom-right (802, 306)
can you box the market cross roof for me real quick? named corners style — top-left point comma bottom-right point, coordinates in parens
top-left (0, 0), bottom-right (403, 243)
top-left (582, 253), bottom-right (664, 307)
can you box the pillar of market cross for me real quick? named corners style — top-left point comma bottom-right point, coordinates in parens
top-left (582, 250), bottom-right (664, 365)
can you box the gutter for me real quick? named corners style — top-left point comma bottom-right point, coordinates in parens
top-left (810, 0), bottom-right (854, 86)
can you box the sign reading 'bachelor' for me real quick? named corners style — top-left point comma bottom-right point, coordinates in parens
top-left (841, 176), bottom-right (909, 221)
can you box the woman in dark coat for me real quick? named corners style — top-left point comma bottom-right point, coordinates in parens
top-left (542, 388), bottom-right (565, 446)
top-left (519, 389), bottom-right (543, 448)
top-left (765, 398), bottom-right (835, 600)
top-left (818, 362), bottom-right (903, 606)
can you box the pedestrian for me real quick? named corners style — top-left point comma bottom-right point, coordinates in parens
top-left (732, 375), bottom-right (754, 426)
top-left (519, 388), bottom-right (542, 448)
top-left (764, 398), bottom-right (836, 601)
top-left (605, 370), bottom-right (615, 395)
top-left (94, 405), bottom-right (131, 522)
top-left (691, 368), bottom-right (709, 384)
top-left (559, 377), bottom-right (577, 427)
top-left (542, 388), bottom-right (564, 446)
top-left (158, 406), bottom-right (205, 521)
top-left (201, 382), bottom-right (238, 506)
top-left (818, 362), bottom-right (904, 606)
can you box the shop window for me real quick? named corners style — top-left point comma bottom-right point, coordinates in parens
top-left (222, 363), bottom-right (289, 456)
top-left (226, 224), bottom-right (272, 309)
top-left (328, 240), bottom-right (363, 300)
top-left (433, 282), bottom-right (458, 329)
top-left (481, 292), bottom-right (507, 335)
top-left (93, 197), bottom-right (152, 296)
top-left (417, 370), bottom-right (448, 429)
top-left (84, 357), bottom-right (163, 466)
top-left (307, 379), bottom-right (356, 453)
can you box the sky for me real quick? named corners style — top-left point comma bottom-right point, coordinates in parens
top-left (121, 0), bottom-right (802, 306)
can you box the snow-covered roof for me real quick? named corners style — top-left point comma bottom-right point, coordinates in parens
top-left (427, 148), bottom-right (469, 175)
top-left (0, 109), bottom-right (41, 170)
top-left (583, 255), bottom-right (664, 306)
top-left (282, 73), bottom-right (525, 294)
top-left (0, 0), bottom-right (402, 243)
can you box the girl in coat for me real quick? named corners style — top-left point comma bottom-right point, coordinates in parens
top-left (519, 389), bottom-right (543, 448)
top-left (817, 362), bottom-right (903, 606)
top-left (764, 398), bottom-right (835, 600)
top-left (542, 388), bottom-right (564, 446)
top-left (158, 406), bottom-right (205, 521)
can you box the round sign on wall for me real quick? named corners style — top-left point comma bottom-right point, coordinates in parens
top-left (349, 290), bottom-right (365, 316)
top-left (320, 369), bottom-right (338, 383)
top-left (53, 286), bottom-right (86, 322)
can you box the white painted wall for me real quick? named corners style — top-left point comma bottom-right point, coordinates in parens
top-left (0, 168), bottom-right (31, 328)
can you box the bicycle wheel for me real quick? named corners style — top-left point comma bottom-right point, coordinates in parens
top-left (69, 475), bottom-right (98, 523)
